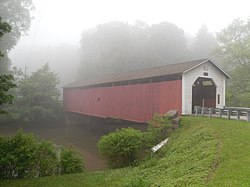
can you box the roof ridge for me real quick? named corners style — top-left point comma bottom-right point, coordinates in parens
top-left (105, 58), bottom-right (209, 77)
top-left (64, 58), bottom-right (228, 88)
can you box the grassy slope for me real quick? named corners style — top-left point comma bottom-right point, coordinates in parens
top-left (1, 117), bottom-right (250, 187)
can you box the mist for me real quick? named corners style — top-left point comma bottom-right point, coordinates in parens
top-left (8, 0), bottom-right (249, 77)
top-left (9, 43), bottom-right (79, 96)
top-left (0, 0), bottom-right (250, 180)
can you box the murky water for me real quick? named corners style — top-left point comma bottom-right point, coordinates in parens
top-left (0, 113), bottom-right (147, 171)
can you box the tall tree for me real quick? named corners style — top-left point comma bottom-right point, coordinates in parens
top-left (0, 18), bottom-right (16, 113)
top-left (217, 19), bottom-right (250, 107)
top-left (15, 63), bottom-right (62, 121)
top-left (149, 22), bottom-right (190, 64)
top-left (79, 21), bottom-right (191, 79)
top-left (217, 19), bottom-right (250, 67)
top-left (191, 25), bottom-right (218, 59)
top-left (0, 0), bottom-right (33, 73)
top-left (0, 18), bottom-right (11, 57)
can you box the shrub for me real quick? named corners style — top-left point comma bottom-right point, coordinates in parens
top-left (34, 141), bottom-right (59, 177)
top-left (0, 130), bottom-right (84, 179)
top-left (0, 130), bottom-right (38, 179)
top-left (144, 114), bottom-right (172, 146)
top-left (98, 128), bottom-right (143, 168)
top-left (60, 148), bottom-right (84, 174)
top-left (143, 127), bottom-right (163, 149)
top-left (148, 113), bottom-right (171, 130)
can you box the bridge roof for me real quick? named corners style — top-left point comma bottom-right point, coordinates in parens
top-left (64, 58), bottom-right (229, 88)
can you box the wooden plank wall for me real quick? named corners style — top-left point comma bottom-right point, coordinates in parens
top-left (63, 80), bottom-right (182, 123)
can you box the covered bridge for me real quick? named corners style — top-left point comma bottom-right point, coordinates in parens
top-left (63, 59), bottom-right (229, 123)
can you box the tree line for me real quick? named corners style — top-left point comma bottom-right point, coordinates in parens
top-left (78, 21), bottom-right (217, 79)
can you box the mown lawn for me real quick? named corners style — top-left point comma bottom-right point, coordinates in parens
top-left (1, 116), bottom-right (250, 186)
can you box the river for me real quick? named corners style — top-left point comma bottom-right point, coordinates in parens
top-left (0, 113), bottom-right (147, 171)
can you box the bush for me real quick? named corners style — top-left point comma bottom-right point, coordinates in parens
top-left (0, 130), bottom-right (84, 179)
top-left (34, 141), bottom-right (59, 177)
top-left (60, 148), bottom-right (84, 174)
top-left (0, 130), bottom-right (39, 179)
top-left (148, 113), bottom-right (171, 130)
top-left (98, 128), bottom-right (143, 168)
top-left (144, 114), bottom-right (172, 147)
top-left (142, 128), bottom-right (163, 149)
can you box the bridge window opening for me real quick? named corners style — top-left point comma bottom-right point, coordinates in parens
top-left (203, 72), bottom-right (208, 76)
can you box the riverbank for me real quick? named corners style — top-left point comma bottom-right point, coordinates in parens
top-left (2, 116), bottom-right (250, 186)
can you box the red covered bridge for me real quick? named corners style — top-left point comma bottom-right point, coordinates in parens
top-left (63, 59), bottom-right (229, 123)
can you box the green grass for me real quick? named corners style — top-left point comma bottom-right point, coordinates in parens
top-left (1, 117), bottom-right (250, 186)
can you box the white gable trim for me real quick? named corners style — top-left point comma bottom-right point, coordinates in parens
top-left (183, 59), bottom-right (230, 79)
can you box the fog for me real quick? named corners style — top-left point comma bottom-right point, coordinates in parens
top-left (1, 0), bottom-right (250, 175)
top-left (7, 0), bottom-right (250, 87)
top-left (10, 43), bottom-right (79, 96)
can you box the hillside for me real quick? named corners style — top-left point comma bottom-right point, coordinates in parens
top-left (1, 117), bottom-right (250, 186)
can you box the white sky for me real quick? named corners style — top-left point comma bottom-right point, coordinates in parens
top-left (14, 0), bottom-right (250, 46)
top-left (9, 0), bottom-right (250, 67)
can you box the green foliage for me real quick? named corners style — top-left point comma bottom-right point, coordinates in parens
top-left (97, 115), bottom-right (173, 169)
top-left (0, 17), bottom-right (11, 58)
top-left (0, 130), bottom-right (84, 179)
top-left (226, 64), bottom-right (250, 107)
top-left (217, 18), bottom-right (250, 66)
top-left (0, 18), bottom-right (16, 113)
top-left (0, 17), bottom-right (11, 38)
top-left (148, 113), bottom-right (171, 129)
top-left (34, 141), bottom-right (60, 177)
top-left (60, 148), bottom-right (84, 174)
top-left (0, 74), bottom-right (16, 113)
top-left (217, 18), bottom-right (250, 106)
top-left (143, 114), bottom-right (172, 148)
top-left (0, 130), bottom-right (57, 179)
top-left (98, 128), bottom-right (143, 168)
top-left (0, 64), bottom-right (63, 122)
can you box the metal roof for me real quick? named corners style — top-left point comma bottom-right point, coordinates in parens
top-left (64, 58), bottom-right (229, 88)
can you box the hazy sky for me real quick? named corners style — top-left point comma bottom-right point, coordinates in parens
top-left (9, 0), bottom-right (250, 68)
top-left (13, 0), bottom-right (250, 46)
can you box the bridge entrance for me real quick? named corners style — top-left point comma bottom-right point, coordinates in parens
top-left (192, 77), bottom-right (216, 113)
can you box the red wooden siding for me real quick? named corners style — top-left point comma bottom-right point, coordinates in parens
top-left (63, 80), bottom-right (182, 123)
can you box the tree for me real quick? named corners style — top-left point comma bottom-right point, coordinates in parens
top-left (0, 75), bottom-right (16, 106)
top-left (0, 17), bottom-right (11, 58)
top-left (217, 19), bottom-right (250, 66)
top-left (226, 64), bottom-right (250, 107)
top-left (0, 18), bottom-right (16, 113)
top-left (1, 64), bottom-right (62, 122)
top-left (0, 0), bottom-right (33, 73)
top-left (79, 21), bottom-right (191, 79)
top-left (191, 25), bottom-right (218, 59)
top-left (217, 19), bottom-right (250, 106)
top-left (16, 63), bottom-right (62, 121)
top-left (149, 22), bottom-right (190, 64)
